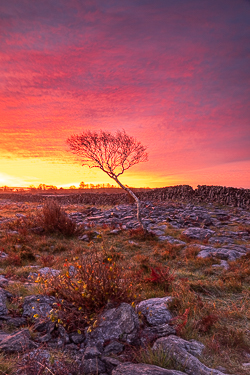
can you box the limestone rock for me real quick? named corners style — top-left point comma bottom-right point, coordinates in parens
top-left (112, 363), bottom-right (186, 375)
top-left (208, 236), bottom-right (234, 245)
top-left (0, 329), bottom-right (37, 353)
top-left (182, 227), bottom-right (215, 241)
top-left (0, 316), bottom-right (27, 328)
top-left (0, 275), bottom-right (9, 287)
top-left (0, 331), bottom-right (8, 342)
top-left (18, 349), bottom-right (51, 373)
top-left (104, 340), bottom-right (124, 355)
top-left (136, 297), bottom-right (172, 326)
top-left (17, 348), bottom-right (78, 374)
top-left (22, 295), bottom-right (56, 320)
top-left (0, 288), bottom-right (8, 316)
top-left (83, 345), bottom-right (102, 360)
top-left (38, 267), bottom-right (60, 277)
top-left (158, 236), bottom-right (186, 245)
top-left (102, 356), bottom-right (121, 373)
top-left (197, 244), bottom-right (248, 261)
top-left (85, 303), bottom-right (139, 347)
top-left (69, 331), bottom-right (85, 344)
top-left (153, 335), bottom-right (230, 375)
top-left (140, 323), bottom-right (176, 345)
top-left (80, 357), bottom-right (106, 374)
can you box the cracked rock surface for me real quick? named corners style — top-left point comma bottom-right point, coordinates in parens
top-left (153, 336), bottom-right (230, 375)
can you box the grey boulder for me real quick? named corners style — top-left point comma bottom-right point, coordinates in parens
top-left (0, 329), bottom-right (37, 353)
top-left (153, 335), bottom-right (230, 375)
top-left (22, 294), bottom-right (56, 320)
top-left (136, 297), bottom-right (172, 326)
top-left (86, 302), bottom-right (139, 346)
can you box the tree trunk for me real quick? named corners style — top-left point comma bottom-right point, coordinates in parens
top-left (112, 176), bottom-right (147, 233)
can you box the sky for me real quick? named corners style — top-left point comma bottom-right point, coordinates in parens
top-left (0, 0), bottom-right (250, 189)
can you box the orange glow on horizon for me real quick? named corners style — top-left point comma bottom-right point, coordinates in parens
top-left (0, 1), bottom-right (249, 189)
top-left (1, 157), bottom-right (250, 190)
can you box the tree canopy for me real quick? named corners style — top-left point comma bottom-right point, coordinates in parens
top-left (67, 129), bottom-right (148, 178)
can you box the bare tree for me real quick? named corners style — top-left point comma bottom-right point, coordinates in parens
top-left (67, 129), bottom-right (148, 231)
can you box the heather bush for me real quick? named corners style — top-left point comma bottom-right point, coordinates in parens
top-left (40, 251), bottom-right (137, 331)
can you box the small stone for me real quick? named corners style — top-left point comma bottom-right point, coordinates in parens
top-left (140, 323), bottom-right (176, 345)
top-left (108, 229), bottom-right (121, 235)
top-left (0, 252), bottom-right (8, 259)
top-left (70, 331), bottom-right (85, 344)
top-left (38, 267), bottom-right (60, 277)
top-left (83, 345), bottom-right (102, 360)
top-left (80, 358), bottom-right (106, 374)
top-left (242, 363), bottom-right (250, 367)
top-left (79, 234), bottom-right (89, 241)
top-left (104, 341), bottom-right (124, 355)
top-left (0, 288), bottom-right (8, 316)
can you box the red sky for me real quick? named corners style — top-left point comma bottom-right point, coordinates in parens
top-left (1, 0), bottom-right (250, 188)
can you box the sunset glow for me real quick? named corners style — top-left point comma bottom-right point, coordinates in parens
top-left (1, 0), bottom-right (250, 188)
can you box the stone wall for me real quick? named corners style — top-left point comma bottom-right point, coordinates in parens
top-left (0, 185), bottom-right (250, 209)
top-left (137, 185), bottom-right (250, 209)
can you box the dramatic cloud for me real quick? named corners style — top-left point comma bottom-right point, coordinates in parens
top-left (0, 0), bottom-right (250, 187)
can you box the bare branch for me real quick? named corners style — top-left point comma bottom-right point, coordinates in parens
top-left (67, 129), bottom-right (148, 231)
top-left (67, 129), bottom-right (148, 178)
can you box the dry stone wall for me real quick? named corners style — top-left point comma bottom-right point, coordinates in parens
top-left (1, 185), bottom-right (250, 208)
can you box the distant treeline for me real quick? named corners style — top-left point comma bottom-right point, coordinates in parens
top-left (0, 182), bottom-right (151, 192)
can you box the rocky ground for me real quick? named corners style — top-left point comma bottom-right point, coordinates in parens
top-left (0, 197), bottom-right (249, 374)
top-left (69, 201), bottom-right (250, 265)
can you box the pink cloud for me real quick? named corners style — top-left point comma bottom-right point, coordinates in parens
top-left (0, 0), bottom-right (249, 187)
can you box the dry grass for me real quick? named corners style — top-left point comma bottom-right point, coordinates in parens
top-left (0, 353), bottom-right (17, 374)
top-left (0, 198), bottom-right (249, 374)
top-left (15, 348), bottom-right (80, 375)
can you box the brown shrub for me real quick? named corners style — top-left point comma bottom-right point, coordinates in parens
top-left (40, 254), bottom-right (55, 267)
top-left (3, 252), bottom-right (22, 267)
top-left (40, 251), bottom-right (137, 331)
top-left (196, 314), bottom-right (219, 333)
top-left (160, 243), bottom-right (183, 260)
top-left (129, 227), bottom-right (156, 241)
top-left (184, 245), bottom-right (200, 259)
top-left (37, 200), bottom-right (76, 236)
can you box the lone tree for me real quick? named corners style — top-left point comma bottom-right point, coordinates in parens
top-left (67, 129), bottom-right (148, 231)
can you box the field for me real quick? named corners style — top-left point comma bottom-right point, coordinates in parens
top-left (0, 195), bottom-right (249, 374)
